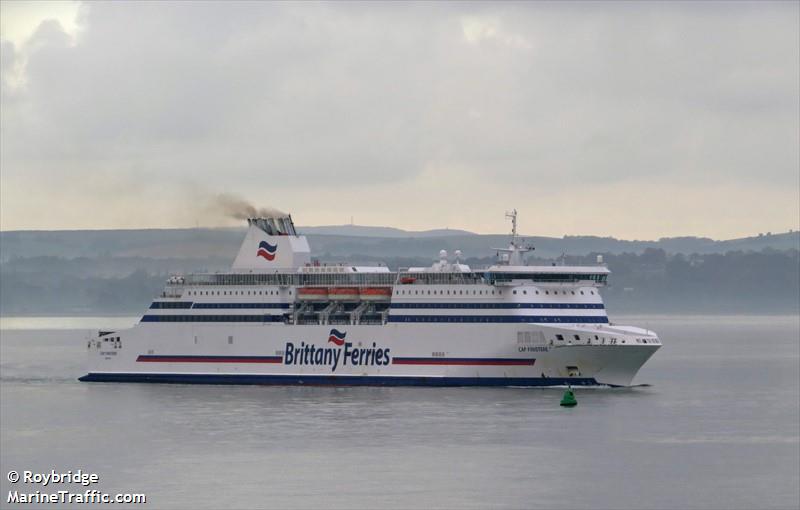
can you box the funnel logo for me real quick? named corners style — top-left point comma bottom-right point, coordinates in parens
top-left (257, 241), bottom-right (277, 261)
top-left (328, 329), bottom-right (347, 346)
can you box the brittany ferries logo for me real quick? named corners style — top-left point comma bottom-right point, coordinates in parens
top-left (328, 329), bottom-right (346, 346)
top-left (284, 329), bottom-right (391, 372)
top-left (256, 241), bottom-right (277, 261)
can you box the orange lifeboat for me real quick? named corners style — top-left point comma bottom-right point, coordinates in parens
top-left (297, 287), bottom-right (328, 300)
top-left (399, 277), bottom-right (416, 284)
top-left (328, 287), bottom-right (360, 300)
top-left (360, 287), bottom-right (392, 300)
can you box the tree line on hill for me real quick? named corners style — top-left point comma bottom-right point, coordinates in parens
top-left (1, 247), bottom-right (797, 315)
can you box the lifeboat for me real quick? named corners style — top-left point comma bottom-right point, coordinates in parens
top-left (360, 287), bottom-right (392, 301)
top-left (399, 277), bottom-right (416, 284)
top-left (297, 287), bottom-right (328, 300)
top-left (328, 287), bottom-right (360, 300)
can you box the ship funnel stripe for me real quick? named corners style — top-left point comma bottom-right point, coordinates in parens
top-left (258, 241), bottom-right (278, 252)
top-left (256, 240), bottom-right (278, 261)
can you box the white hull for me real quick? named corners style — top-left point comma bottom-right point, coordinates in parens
top-left (82, 322), bottom-right (659, 387)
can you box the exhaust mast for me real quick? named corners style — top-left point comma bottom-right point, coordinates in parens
top-left (247, 215), bottom-right (298, 236)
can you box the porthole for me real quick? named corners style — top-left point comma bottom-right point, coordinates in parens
top-left (513, 290), bottom-right (517, 295)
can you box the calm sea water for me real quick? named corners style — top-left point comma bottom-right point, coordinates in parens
top-left (1, 315), bottom-right (798, 509)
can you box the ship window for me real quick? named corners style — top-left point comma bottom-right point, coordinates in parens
top-left (571, 291), bottom-right (575, 295)
top-left (580, 291), bottom-right (584, 295)
top-left (513, 290), bottom-right (517, 295)
top-left (228, 336), bottom-right (233, 344)
top-left (535, 290), bottom-right (539, 294)
top-left (590, 291), bottom-right (595, 295)
top-left (574, 335), bottom-right (580, 341)
top-left (556, 334), bottom-right (564, 341)
top-left (523, 290), bottom-right (527, 295)
top-left (545, 291), bottom-right (549, 295)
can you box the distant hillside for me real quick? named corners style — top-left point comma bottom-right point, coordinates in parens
top-left (1, 228), bottom-right (796, 261)
top-left (2, 225), bottom-right (797, 316)
top-left (297, 225), bottom-right (476, 237)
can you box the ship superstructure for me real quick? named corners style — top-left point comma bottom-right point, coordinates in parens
top-left (80, 211), bottom-right (660, 386)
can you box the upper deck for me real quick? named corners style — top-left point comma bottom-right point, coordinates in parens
top-left (150, 210), bottom-right (612, 326)
top-left (165, 265), bottom-right (609, 289)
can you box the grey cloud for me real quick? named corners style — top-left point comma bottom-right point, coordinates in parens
top-left (1, 1), bottom-right (797, 229)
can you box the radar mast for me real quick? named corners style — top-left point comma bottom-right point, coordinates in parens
top-left (493, 209), bottom-right (533, 266)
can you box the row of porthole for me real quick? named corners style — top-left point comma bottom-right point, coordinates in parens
top-left (514, 289), bottom-right (594, 296)
top-left (395, 288), bottom-right (596, 296)
top-left (186, 289), bottom-right (290, 297)
top-left (555, 333), bottom-right (619, 343)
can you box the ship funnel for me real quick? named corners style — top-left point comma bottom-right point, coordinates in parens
top-left (232, 213), bottom-right (309, 270)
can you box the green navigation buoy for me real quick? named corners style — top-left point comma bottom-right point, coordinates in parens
top-left (560, 386), bottom-right (577, 407)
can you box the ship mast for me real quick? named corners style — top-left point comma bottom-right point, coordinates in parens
top-left (493, 209), bottom-right (533, 266)
top-left (506, 209), bottom-right (518, 246)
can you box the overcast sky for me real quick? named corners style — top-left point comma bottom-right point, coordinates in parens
top-left (1, 1), bottom-right (798, 238)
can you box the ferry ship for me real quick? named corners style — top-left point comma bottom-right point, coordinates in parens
top-left (80, 211), bottom-right (660, 387)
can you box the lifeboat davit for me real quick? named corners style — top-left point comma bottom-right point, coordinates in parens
top-left (297, 287), bottom-right (328, 300)
top-left (328, 287), bottom-right (360, 300)
top-left (360, 287), bottom-right (392, 300)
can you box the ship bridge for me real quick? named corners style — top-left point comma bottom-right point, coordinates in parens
top-left (484, 265), bottom-right (609, 285)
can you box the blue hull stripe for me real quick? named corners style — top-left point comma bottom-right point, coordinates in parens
top-left (149, 301), bottom-right (193, 309)
top-left (391, 303), bottom-right (605, 310)
top-left (388, 315), bottom-right (608, 324)
top-left (139, 315), bottom-right (607, 324)
top-left (140, 315), bottom-right (285, 323)
top-left (192, 303), bottom-right (291, 309)
top-left (78, 373), bottom-right (602, 387)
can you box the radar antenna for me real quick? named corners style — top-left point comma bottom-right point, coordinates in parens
top-left (493, 209), bottom-right (534, 266)
top-left (506, 209), bottom-right (518, 243)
